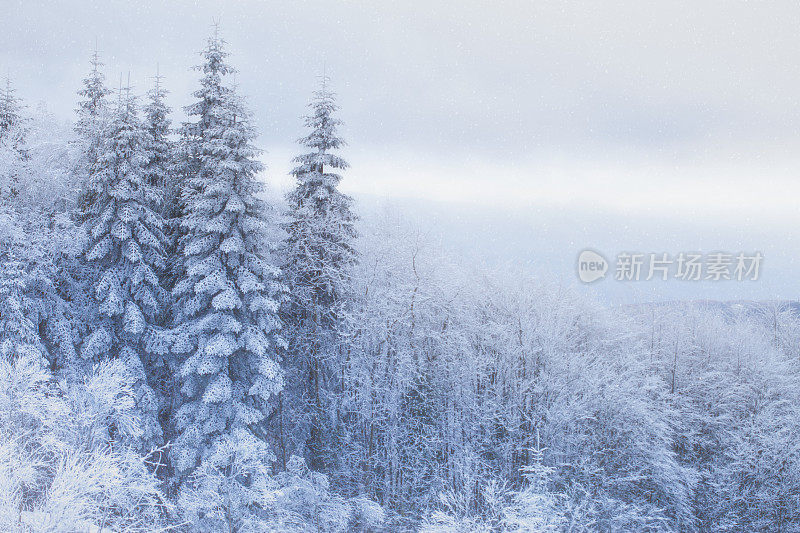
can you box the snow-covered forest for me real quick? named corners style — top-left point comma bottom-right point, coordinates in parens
top-left (2, 30), bottom-right (800, 533)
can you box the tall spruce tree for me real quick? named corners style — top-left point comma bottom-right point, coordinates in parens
top-left (0, 77), bottom-right (28, 200)
top-left (281, 76), bottom-right (357, 470)
top-left (170, 32), bottom-right (285, 489)
top-left (0, 256), bottom-right (38, 361)
top-left (75, 49), bottom-right (111, 142)
top-left (141, 70), bottom-right (178, 423)
top-left (165, 127), bottom-right (196, 293)
top-left (143, 70), bottom-right (173, 209)
top-left (0, 76), bottom-right (24, 141)
top-left (0, 210), bottom-right (43, 364)
top-left (79, 85), bottom-right (167, 448)
top-left (74, 48), bottom-right (111, 218)
top-left (142, 71), bottom-right (176, 276)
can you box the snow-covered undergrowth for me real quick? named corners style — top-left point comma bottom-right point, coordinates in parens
top-left (0, 355), bottom-right (168, 532)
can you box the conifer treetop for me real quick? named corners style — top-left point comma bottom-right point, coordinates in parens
top-left (143, 69), bottom-right (172, 195)
top-left (145, 68), bottom-right (170, 130)
top-left (291, 75), bottom-right (349, 184)
top-left (0, 76), bottom-right (25, 142)
top-left (185, 31), bottom-right (235, 134)
top-left (76, 46), bottom-right (111, 129)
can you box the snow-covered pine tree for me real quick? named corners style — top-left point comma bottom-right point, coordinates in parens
top-left (0, 209), bottom-right (43, 364)
top-left (142, 70), bottom-right (176, 283)
top-left (74, 48), bottom-right (111, 219)
top-left (170, 33), bottom-right (285, 502)
top-left (167, 44), bottom-right (216, 292)
top-left (0, 76), bottom-right (24, 141)
top-left (0, 77), bottom-right (28, 200)
top-left (79, 84), bottom-right (167, 449)
top-left (281, 75), bottom-right (357, 470)
top-left (75, 49), bottom-right (111, 149)
top-left (140, 71), bottom-right (178, 425)
top-left (143, 69), bottom-right (175, 222)
top-left (501, 433), bottom-right (566, 532)
top-left (40, 51), bottom-right (113, 378)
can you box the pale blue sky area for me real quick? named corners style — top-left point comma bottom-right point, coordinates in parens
top-left (4, 0), bottom-right (799, 302)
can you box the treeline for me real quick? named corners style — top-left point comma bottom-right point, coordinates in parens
top-left (2, 30), bottom-right (800, 532)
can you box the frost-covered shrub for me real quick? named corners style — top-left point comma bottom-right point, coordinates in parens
top-left (500, 448), bottom-right (566, 533)
top-left (68, 358), bottom-right (150, 449)
top-left (25, 446), bottom-right (165, 533)
top-left (0, 354), bottom-right (171, 532)
top-left (177, 426), bottom-right (277, 532)
top-left (178, 452), bottom-right (385, 532)
top-left (419, 512), bottom-right (493, 533)
top-left (421, 444), bottom-right (567, 533)
top-left (0, 353), bottom-right (55, 532)
top-left (262, 455), bottom-right (385, 533)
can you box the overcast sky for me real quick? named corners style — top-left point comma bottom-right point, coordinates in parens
top-left (3, 0), bottom-right (800, 301)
